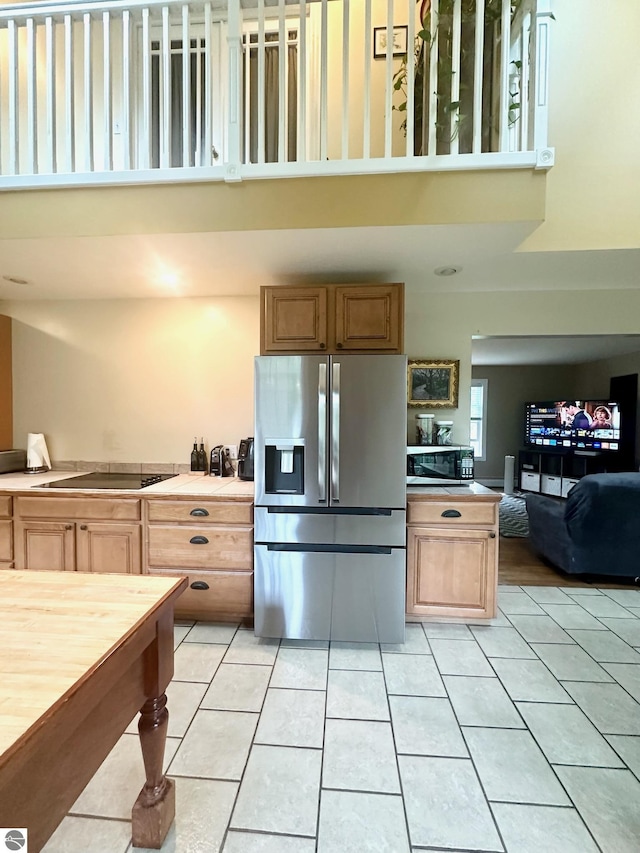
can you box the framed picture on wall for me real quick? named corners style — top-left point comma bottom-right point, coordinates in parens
top-left (408, 359), bottom-right (460, 408)
top-left (373, 25), bottom-right (408, 59)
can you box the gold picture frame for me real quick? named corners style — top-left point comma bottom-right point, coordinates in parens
top-left (408, 359), bottom-right (459, 408)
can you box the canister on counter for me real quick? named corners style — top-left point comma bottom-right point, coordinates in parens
top-left (435, 420), bottom-right (453, 445)
top-left (415, 413), bottom-right (435, 445)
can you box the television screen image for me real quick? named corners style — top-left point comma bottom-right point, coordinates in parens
top-left (525, 400), bottom-right (621, 451)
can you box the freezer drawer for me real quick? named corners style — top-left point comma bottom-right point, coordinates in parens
top-left (254, 543), bottom-right (406, 643)
top-left (254, 506), bottom-right (406, 547)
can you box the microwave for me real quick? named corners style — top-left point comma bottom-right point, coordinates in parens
top-left (407, 446), bottom-right (474, 485)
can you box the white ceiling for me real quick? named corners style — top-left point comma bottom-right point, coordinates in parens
top-left (1, 221), bottom-right (639, 368)
top-left (1, 222), bottom-right (638, 302)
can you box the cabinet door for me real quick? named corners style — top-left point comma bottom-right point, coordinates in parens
top-left (406, 526), bottom-right (497, 619)
top-left (76, 523), bottom-right (141, 574)
top-left (0, 315), bottom-right (12, 450)
top-left (334, 284), bottom-right (403, 352)
top-left (262, 286), bottom-right (328, 353)
top-left (0, 520), bottom-right (13, 562)
top-left (14, 521), bottom-right (75, 571)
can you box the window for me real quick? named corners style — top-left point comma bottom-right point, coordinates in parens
top-left (470, 379), bottom-right (488, 462)
top-left (151, 37), bottom-right (207, 168)
top-left (242, 28), bottom-right (299, 164)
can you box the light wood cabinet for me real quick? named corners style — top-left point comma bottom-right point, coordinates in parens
top-left (145, 498), bottom-right (254, 621)
top-left (0, 496), bottom-right (13, 566)
top-left (0, 316), bottom-right (12, 451)
top-left (13, 496), bottom-right (142, 574)
top-left (260, 283), bottom-right (404, 355)
top-left (406, 488), bottom-right (500, 620)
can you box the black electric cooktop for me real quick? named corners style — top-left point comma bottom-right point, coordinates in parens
top-left (40, 472), bottom-right (178, 490)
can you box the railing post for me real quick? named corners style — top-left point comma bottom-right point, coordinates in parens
top-left (225, 0), bottom-right (242, 181)
top-left (533, 0), bottom-right (554, 169)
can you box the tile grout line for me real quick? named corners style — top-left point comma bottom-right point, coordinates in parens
top-left (485, 626), bottom-right (606, 853)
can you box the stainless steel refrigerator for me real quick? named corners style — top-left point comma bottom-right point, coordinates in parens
top-left (254, 354), bottom-right (407, 643)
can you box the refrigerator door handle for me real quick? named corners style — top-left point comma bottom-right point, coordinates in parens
top-left (318, 362), bottom-right (327, 503)
top-left (331, 361), bottom-right (340, 502)
top-left (266, 543), bottom-right (393, 555)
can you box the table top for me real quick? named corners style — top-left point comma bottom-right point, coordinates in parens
top-left (0, 570), bottom-right (186, 759)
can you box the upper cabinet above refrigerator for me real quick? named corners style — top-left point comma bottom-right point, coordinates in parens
top-left (260, 283), bottom-right (404, 355)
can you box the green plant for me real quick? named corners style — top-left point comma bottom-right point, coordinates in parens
top-left (393, 0), bottom-right (524, 155)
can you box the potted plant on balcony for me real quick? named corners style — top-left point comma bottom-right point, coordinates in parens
top-left (393, 0), bottom-right (523, 155)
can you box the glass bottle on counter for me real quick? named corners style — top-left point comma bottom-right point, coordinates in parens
top-left (415, 413), bottom-right (435, 445)
top-left (197, 439), bottom-right (207, 472)
top-left (436, 420), bottom-right (453, 446)
top-left (190, 438), bottom-right (199, 471)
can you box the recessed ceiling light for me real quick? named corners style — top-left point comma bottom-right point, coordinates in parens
top-left (434, 266), bottom-right (460, 277)
top-left (2, 274), bottom-right (30, 285)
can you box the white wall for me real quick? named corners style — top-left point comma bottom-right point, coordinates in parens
top-left (5, 297), bottom-right (259, 464)
top-left (5, 286), bottom-right (640, 465)
top-left (471, 363), bottom-right (584, 480)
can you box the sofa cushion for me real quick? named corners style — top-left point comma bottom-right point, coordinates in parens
top-left (525, 492), bottom-right (573, 573)
top-left (564, 473), bottom-right (640, 575)
top-left (525, 472), bottom-right (640, 577)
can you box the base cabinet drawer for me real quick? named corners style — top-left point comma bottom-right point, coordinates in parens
top-left (407, 500), bottom-right (496, 526)
top-left (0, 496), bottom-right (11, 517)
top-left (147, 500), bottom-right (252, 525)
top-left (148, 526), bottom-right (253, 571)
top-left (16, 496), bottom-right (140, 521)
top-left (148, 569), bottom-right (253, 620)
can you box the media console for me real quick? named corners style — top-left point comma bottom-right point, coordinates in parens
top-left (519, 449), bottom-right (612, 499)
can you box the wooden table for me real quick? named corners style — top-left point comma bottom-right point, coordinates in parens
top-left (0, 569), bottom-right (187, 853)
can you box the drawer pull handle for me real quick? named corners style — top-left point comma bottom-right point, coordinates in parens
top-left (189, 536), bottom-right (209, 545)
top-left (190, 508), bottom-right (209, 517)
top-left (80, 525), bottom-right (88, 530)
top-left (190, 581), bottom-right (210, 591)
top-left (489, 532), bottom-right (496, 538)
top-left (441, 509), bottom-right (462, 518)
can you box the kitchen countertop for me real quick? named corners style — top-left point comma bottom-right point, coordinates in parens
top-left (1, 472), bottom-right (496, 503)
top-left (406, 482), bottom-right (501, 500)
top-left (0, 471), bottom-right (255, 499)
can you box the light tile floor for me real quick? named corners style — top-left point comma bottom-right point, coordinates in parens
top-left (42, 584), bottom-right (640, 853)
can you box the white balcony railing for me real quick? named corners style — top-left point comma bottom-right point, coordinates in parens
top-left (0, 0), bottom-right (554, 189)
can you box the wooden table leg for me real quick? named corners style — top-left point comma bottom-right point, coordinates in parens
top-left (132, 692), bottom-right (175, 849)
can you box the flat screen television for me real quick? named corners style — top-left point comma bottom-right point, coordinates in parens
top-left (524, 400), bottom-right (622, 452)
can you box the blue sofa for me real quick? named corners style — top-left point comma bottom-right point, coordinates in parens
top-left (525, 472), bottom-right (640, 580)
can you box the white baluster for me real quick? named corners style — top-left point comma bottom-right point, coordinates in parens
top-left (181, 3), bottom-right (190, 167)
top-left (450, 0), bottom-right (461, 155)
top-left (26, 18), bottom-right (37, 174)
top-left (141, 7), bottom-right (151, 169)
top-left (122, 8), bottom-right (132, 170)
top-left (363, 0), bottom-right (371, 159)
top-left (64, 13), bottom-right (75, 173)
top-left (472, 0), bottom-right (485, 154)
top-left (103, 11), bottom-right (112, 171)
top-left (341, 0), bottom-right (350, 160)
top-left (83, 12), bottom-right (94, 172)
